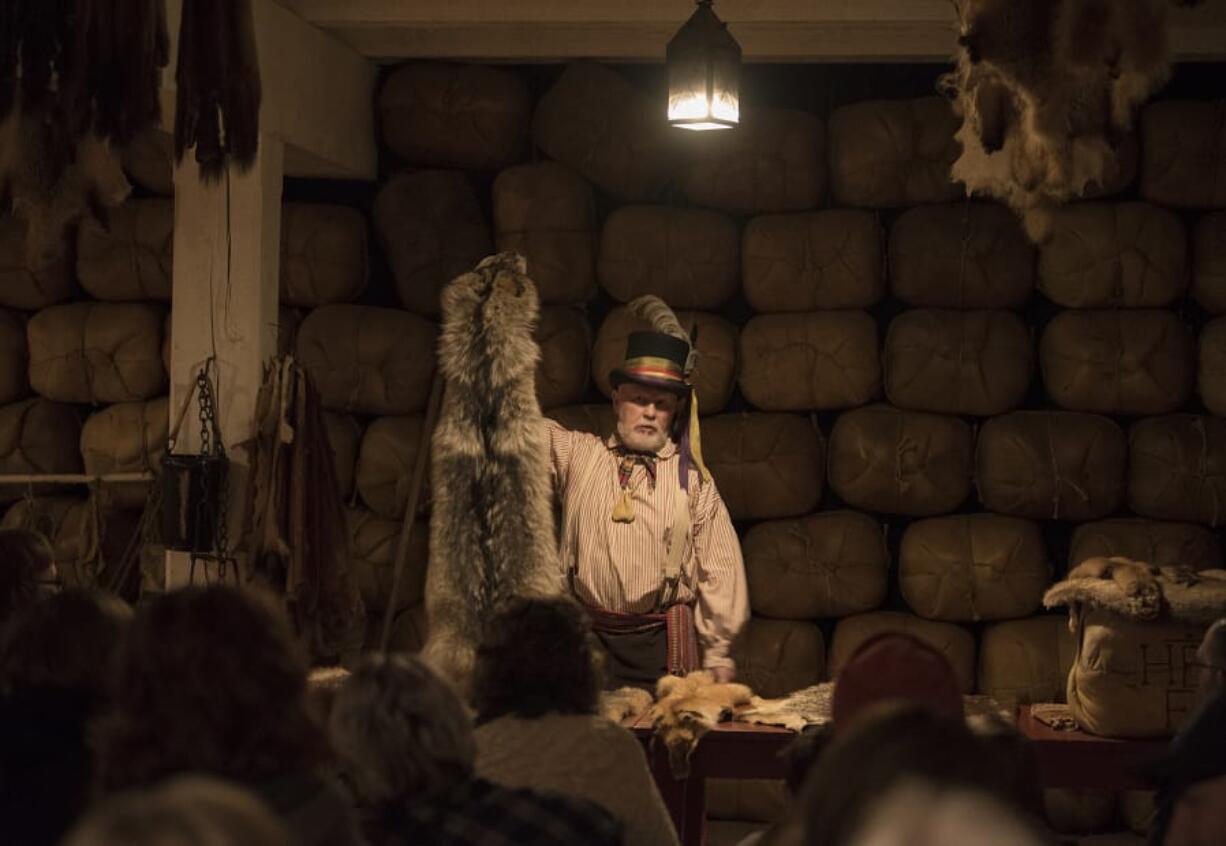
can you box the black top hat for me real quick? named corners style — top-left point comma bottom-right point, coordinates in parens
top-left (609, 331), bottom-right (691, 397)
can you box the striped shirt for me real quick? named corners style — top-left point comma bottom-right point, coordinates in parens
top-left (546, 420), bottom-right (749, 671)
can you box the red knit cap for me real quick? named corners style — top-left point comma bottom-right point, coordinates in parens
top-left (831, 632), bottom-right (964, 731)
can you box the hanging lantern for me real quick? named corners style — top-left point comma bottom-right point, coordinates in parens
top-left (667, 0), bottom-right (741, 130)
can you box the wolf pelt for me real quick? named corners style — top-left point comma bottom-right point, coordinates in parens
top-left (422, 252), bottom-right (564, 699)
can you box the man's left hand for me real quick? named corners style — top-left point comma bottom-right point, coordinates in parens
top-left (710, 666), bottom-right (735, 684)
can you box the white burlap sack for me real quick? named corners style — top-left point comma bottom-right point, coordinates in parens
top-left (975, 411), bottom-right (1127, 521)
top-left (827, 405), bottom-right (973, 517)
top-left (1069, 518), bottom-right (1221, 573)
top-left (706, 780), bottom-right (788, 824)
top-left (592, 306), bottom-right (737, 415)
top-left (493, 162), bottom-right (596, 305)
top-left (883, 309), bottom-right (1033, 416)
top-left (27, 302), bottom-right (167, 403)
top-left (888, 202), bottom-right (1034, 309)
top-left (347, 507), bottom-right (429, 616)
top-left (680, 108), bottom-right (825, 214)
top-left (739, 312), bottom-right (880, 411)
top-left (730, 618), bottom-right (826, 699)
top-left (598, 205), bottom-right (738, 309)
top-left (1045, 569), bottom-right (1226, 738)
top-left (1199, 316), bottom-right (1226, 416)
top-left (0, 398), bottom-right (82, 502)
top-left (1037, 203), bottom-right (1187, 308)
top-left (829, 611), bottom-right (976, 693)
top-left (296, 305), bottom-right (436, 416)
top-left (379, 61), bottom-right (530, 171)
top-left (373, 169), bottom-right (493, 317)
top-left (280, 204), bottom-right (368, 307)
top-left (828, 97), bottom-right (961, 208)
top-left (1043, 790), bottom-right (1118, 835)
top-left (79, 397), bottom-right (168, 508)
top-left (743, 210), bottom-right (884, 312)
top-left (702, 413), bottom-right (824, 521)
top-left (1040, 310), bottom-right (1194, 415)
top-left (324, 412), bottom-right (362, 500)
top-left (978, 615), bottom-right (1076, 706)
top-left (0, 216), bottom-right (77, 309)
top-left (1140, 100), bottom-right (1226, 208)
top-left (532, 62), bottom-right (675, 201)
top-left (120, 126), bottom-right (173, 195)
top-left (0, 309), bottom-right (29, 405)
top-left (744, 510), bottom-right (888, 620)
top-left (535, 306), bottom-right (589, 410)
top-left (1128, 415), bottom-right (1226, 526)
top-left (1192, 211), bottom-right (1226, 314)
top-left (899, 513), bottom-right (1051, 622)
top-left (76, 200), bottom-right (173, 301)
top-left (545, 404), bottom-right (615, 439)
top-left (355, 415), bottom-right (429, 520)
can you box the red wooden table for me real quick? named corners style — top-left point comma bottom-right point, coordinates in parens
top-left (1015, 706), bottom-right (1167, 790)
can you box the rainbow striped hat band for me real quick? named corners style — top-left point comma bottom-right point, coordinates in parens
top-left (609, 331), bottom-right (691, 396)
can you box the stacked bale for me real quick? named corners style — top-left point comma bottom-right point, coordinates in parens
top-left (1140, 101), bottom-right (1226, 208)
top-left (0, 216), bottom-right (78, 309)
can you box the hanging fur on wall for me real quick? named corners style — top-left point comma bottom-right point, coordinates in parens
top-left (174, 0), bottom-right (262, 180)
top-left (942, 0), bottom-right (1204, 240)
top-left (422, 253), bottom-right (565, 698)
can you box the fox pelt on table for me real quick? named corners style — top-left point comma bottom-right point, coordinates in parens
top-left (648, 670), bottom-right (753, 778)
top-left (942, 0), bottom-right (1204, 241)
top-left (422, 253), bottom-right (565, 699)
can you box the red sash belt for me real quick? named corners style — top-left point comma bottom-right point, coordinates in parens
top-left (586, 603), bottom-right (699, 677)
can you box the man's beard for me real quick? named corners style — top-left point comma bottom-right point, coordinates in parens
top-left (617, 421), bottom-right (668, 453)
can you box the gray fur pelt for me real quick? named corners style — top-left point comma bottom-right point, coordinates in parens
top-left (422, 252), bottom-right (564, 698)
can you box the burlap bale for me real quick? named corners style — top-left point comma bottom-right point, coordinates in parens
top-left (79, 397), bottom-right (168, 508)
top-left (76, 200), bottom-right (173, 302)
top-left (1192, 211), bottom-right (1226, 314)
top-left (383, 604), bottom-right (429, 653)
top-left (978, 615), bottom-right (1076, 706)
top-left (27, 302), bottom-right (167, 403)
top-left (1044, 790), bottom-right (1118, 835)
top-left (706, 780), bottom-right (787, 824)
top-left (296, 305), bottom-right (436, 416)
top-left (1069, 518), bottom-right (1222, 573)
top-left (598, 206), bottom-right (738, 308)
top-left (373, 169), bottom-right (493, 317)
top-left (379, 61), bottom-right (529, 171)
top-left (1139, 100), bottom-right (1226, 208)
top-left (535, 306), bottom-right (589, 410)
top-left (324, 412), bottom-right (361, 500)
top-left (1118, 791), bottom-right (1155, 836)
top-left (0, 216), bottom-right (77, 309)
top-left (278, 307), bottom-right (303, 360)
top-left (120, 126), bottom-right (173, 195)
top-left (355, 415), bottom-right (429, 521)
top-left (1040, 310), bottom-right (1194, 415)
top-left (532, 61), bottom-right (674, 201)
top-left (730, 618), bottom-right (826, 699)
top-left (739, 312), bottom-right (880, 411)
top-left (0, 496), bottom-right (136, 588)
top-left (347, 507), bottom-right (428, 616)
top-left (0, 309), bottom-right (30, 405)
top-left (702, 413), bottom-right (824, 521)
top-left (493, 162), bottom-right (596, 304)
top-left (827, 405), bottom-right (973, 517)
top-left (1128, 415), bottom-right (1226, 526)
top-left (889, 202), bottom-right (1034, 309)
top-left (1199, 316), bottom-right (1226, 416)
top-left (280, 204), bottom-right (368, 307)
top-left (883, 309), bottom-right (1033, 416)
top-left (1037, 203), bottom-right (1187, 308)
top-left (743, 211), bottom-right (884, 312)
top-left (0, 398), bottom-right (82, 502)
top-left (899, 514), bottom-right (1051, 622)
top-left (828, 97), bottom-right (961, 208)
top-left (592, 306), bottom-right (738, 414)
top-left (545, 404), bottom-right (615, 439)
top-left (1083, 132), bottom-right (1141, 199)
top-left (975, 411), bottom-right (1127, 522)
top-left (829, 611), bottom-right (976, 693)
top-left (680, 108), bottom-right (825, 214)
top-left (744, 511), bottom-right (888, 620)
top-left (1044, 569), bottom-right (1226, 737)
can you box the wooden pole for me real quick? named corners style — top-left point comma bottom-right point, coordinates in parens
top-left (0, 472), bottom-right (156, 485)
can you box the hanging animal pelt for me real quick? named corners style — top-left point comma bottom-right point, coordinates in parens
top-left (422, 253), bottom-right (565, 699)
top-left (942, 0), bottom-right (1204, 240)
top-left (174, 0), bottom-right (262, 181)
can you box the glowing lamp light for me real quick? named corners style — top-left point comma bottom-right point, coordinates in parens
top-left (667, 0), bottom-right (741, 130)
